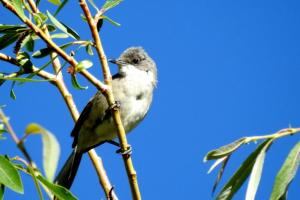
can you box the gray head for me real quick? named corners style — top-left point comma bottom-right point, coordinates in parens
top-left (111, 47), bottom-right (157, 86)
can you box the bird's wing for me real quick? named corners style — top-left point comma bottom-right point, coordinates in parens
top-left (71, 97), bottom-right (94, 148)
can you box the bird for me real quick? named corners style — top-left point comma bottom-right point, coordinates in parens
top-left (54, 47), bottom-right (157, 189)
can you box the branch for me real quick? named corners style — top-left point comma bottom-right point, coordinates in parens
top-left (0, 1), bottom-right (118, 199)
top-left (0, 108), bottom-right (35, 167)
top-left (0, 0), bottom-right (106, 92)
top-left (79, 1), bottom-right (141, 200)
top-left (0, 52), bottom-right (55, 81)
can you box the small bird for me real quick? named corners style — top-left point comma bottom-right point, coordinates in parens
top-left (55, 47), bottom-right (157, 189)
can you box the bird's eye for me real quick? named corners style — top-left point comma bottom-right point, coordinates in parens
top-left (132, 58), bottom-right (139, 64)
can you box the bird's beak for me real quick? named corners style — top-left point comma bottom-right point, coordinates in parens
top-left (109, 59), bottom-right (127, 66)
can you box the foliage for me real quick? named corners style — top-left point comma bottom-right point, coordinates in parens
top-left (205, 128), bottom-right (300, 200)
top-left (0, 0), bottom-right (122, 199)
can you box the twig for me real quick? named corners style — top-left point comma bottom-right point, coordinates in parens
top-left (1, 1), bottom-right (119, 199)
top-left (0, 108), bottom-right (35, 167)
top-left (0, 0), bottom-right (106, 91)
top-left (244, 127), bottom-right (300, 143)
top-left (0, 52), bottom-right (55, 82)
top-left (79, 1), bottom-right (141, 199)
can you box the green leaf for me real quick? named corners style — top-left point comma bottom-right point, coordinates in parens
top-left (47, 24), bottom-right (56, 32)
top-left (54, 0), bottom-right (68, 17)
top-left (0, 184), bottom-right (4, 200)
top-left (71, 75), bottom-right (88, 90)
top-left (0, 77), bottom-right (51, 83)
top-left (211, 156), bottom-right (230, 195)
top-left (216, 139), bottom-right (272, 200)
top-left (33, 13), bottom-right (48, 26)
top-left (25, 123), bottom-right (60, 181)
top-left (245, 140), bottom-right (273, 200)
top-left (23, 35), bottom-right (34, 52)
top-left (88, 0), bottom-right (99, 12)
top-left (103, 15), bottom-right (121, 26)
top-left (0, 33), bottom-right (20, 50)
top-left (26, 166), bottom-right (44, 200)
top-left (101, 0), bottom-right (123, 13)
top-left (0, 124), bottom-right (7, 135)
top-left (46, 11), bottom-right (80, 40)
top-left (204, 137), bottom-right (247, 161)
top-left (75, 60), bottom-right (93, 72)
top-left (9, 0), bottom-right (25, 20)
top-left (86, 43), bottom-right (94, 55)
top-left (16, 52), bottom-right (33, 73)
top-left (48, 0), bottom-right (61, 5)
top-left (51, 33), bottom-right (69, 39)
top-left (10, 82), bottom-right (16, 100)
top-left (32, 42), bottom-right (74, 58)
top-left (270, 141), bottom-right (300, 200)
top-left (0, 24), bottom-right (27, 34)
top-left (0, 155), bottom-right (23, 193)
top-left (36, 175), bottom-right (77, 200)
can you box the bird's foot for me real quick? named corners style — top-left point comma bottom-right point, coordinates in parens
top-left (116, 145), bottom-right (132, 155)
top-left (109, 101), bottom-right (121, 111)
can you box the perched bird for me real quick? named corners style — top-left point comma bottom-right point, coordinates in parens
top-left (55, 47), bottom-right (157, 189)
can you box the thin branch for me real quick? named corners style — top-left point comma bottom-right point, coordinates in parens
top-left (1, 1), bottom-right (118, 199)
top-left (244, 127), bottom-right (300, 143)
top-left (0, 108), bottom-right (36, 167)
top-left (0, 52), bottom-right (55, 82)
top-left (0, 0), bottom-right (106, 91)
top-left (80, 1), bottom-right (141, 200)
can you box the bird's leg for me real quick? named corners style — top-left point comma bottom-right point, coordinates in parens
top-left (106, 140), bottom-right (132, 155)
top-left (109, 100), bottom-right (121, 111)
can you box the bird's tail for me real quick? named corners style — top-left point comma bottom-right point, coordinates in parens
top-left (54, 149), bottom-right (82, 189)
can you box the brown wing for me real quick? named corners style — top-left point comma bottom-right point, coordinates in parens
top-left (71, 98), bottom-right (94, 148)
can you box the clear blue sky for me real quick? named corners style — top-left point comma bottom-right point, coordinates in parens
top-left (1, 0), bottom-right (300, 199)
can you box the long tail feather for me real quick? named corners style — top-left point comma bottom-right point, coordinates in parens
top-left (54, 150), bottom-right (82, 189)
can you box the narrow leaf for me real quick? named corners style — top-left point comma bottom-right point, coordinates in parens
top-left (0, 77), bottom-right (51, 83)
top-left (32, 42), bottom-right (73, 58)
top-left (101, 0), bottom-right (123, 13)
top-left (212, 156), bottom-right (230, 195)
top-left (27, 166), bottom-right (44, 200)
top-left (208, 156), bottom-right (228, 174)
top-left (204, 137), bottom-right (247, 161)
top-left (270, 141), bottom-right (300, 200)
top-left (245, 140), bottom-right (273, 200)
top-left (86, 44), bottom-right (94, 55)
top-left (75, 60), bottom-right (93, 72)
top-left (51, 33), bottom-right (68, 39)
top-left (0, 156), bottom-right (23, 193)
top-left (23, 35), bottom-right (34, 52)
top-left (9, 0), bottom-right (25, 20)
top-left (48, 0), bottom-right (61, 5)
top-left (10, 82), bottom-right (16, 100)
top-left (216, 139), bottom-right (272, 200)
top-left (0, 33), bottom-right (19, 50)
top-left (71, 75), bottom-right (88, 90)
top-left (54, 0), bottom-right (68, 16)
top-left (88, 0), bottom-right (99, 12)
top-left (36, 175), bottom-right (77, 200)
top-left (103, 15), bottom-right (121, 26)
top-left (33, 13), bottom-right (48, 26)
top-left (25, 123), bottom-right (60, 181)
top-left (16, 52), bottom-right (33, 73)
top-left (46, 11), bottom-right (80, 40)
top-left (0, 184), bottom-right (4, 200)
top-left (0, 24), bottom-right (27, 34)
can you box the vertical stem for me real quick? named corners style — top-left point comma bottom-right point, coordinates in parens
top-left (79, 1), bottom-right (141, 199)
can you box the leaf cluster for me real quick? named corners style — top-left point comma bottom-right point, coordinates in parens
top-left (205, 128), bottom-right (300, 200)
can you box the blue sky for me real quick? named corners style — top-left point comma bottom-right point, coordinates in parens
top-left (1, 0), bottom-right (300, 199)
